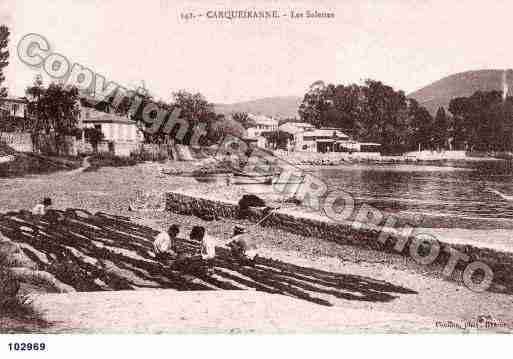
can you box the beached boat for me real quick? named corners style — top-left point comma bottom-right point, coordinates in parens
top-left (231, 173), bottom-right (273, 185)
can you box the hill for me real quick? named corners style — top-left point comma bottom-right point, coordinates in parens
top-left (214, 70), bottom-right (513, 118)
top-left (214, 96), bottom-right (302, 119)
top-left (408, 69), bottom-right (513, 114)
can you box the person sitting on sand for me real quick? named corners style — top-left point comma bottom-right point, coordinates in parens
top-left (189, 226), bottom-right (216, 260)
top-left (32, 197), bottom-right (52, 216)
top-left (227, 226), bottom-right (259, 264)
top-left (153, 224), bottom-right (180, 260)
top-left (170, 226), bottom-right (215, 275)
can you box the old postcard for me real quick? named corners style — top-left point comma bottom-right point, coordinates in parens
top-left (0, 0), bottom-right (512, 350)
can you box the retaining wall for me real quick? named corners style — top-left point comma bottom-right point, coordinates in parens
top-left (166, 191), bottom-right (513, 290)
top-left (0, 132), bottom-right (33, 152)
top-left (404, 150), bottom-right (467, 160)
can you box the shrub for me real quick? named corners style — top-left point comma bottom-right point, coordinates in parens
top-left (0, 149), bottom-right (82, 178)
top-left (0, 155), bottom-right (62, 178)
top-left (83, 127), bottom-right (105, 153)
top-left (129, 148), bottom-right (168, 162)
top-left (0, 267), bottom-right (42, 323)
top-left (85, 153), bottom-right (139, 172)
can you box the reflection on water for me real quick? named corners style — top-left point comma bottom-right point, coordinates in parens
top-left (240, 161), bottom-right (513, 229)
top-left (317, 162), bottom-right (513, 224)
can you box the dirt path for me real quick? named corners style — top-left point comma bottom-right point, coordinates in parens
top-left (31, 290), bottom-right (440, 334)
top-left (65, 156), bottom-right (91, 176)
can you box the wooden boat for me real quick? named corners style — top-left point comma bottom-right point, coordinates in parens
top-left (231, 172), bottom-right (273, 185)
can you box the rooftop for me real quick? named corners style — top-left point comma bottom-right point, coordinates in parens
top-left (247, 113), bottom-right (278, 126)
top-left (279, 122), bottom-right (314, 134)
top-left (302, 128), bottom-right (350, 139)
top-left (0, 97), bottom-right (29, 104)
top-left (81, 107), bottom-right (135, 125)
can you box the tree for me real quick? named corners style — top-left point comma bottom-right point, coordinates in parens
top-left (433, 107), bottom-right (449, 150)
top-left (25, 74), bottom-right (44, 101)
top-left (448, 96), bottom-right (470, 150)
top-left (171, 90), bottom-right (214, 125)
top-left (298, 79), bottom-right (428, 153)
top-left (25, 78), bottom-right (81, 154)
top-left (407, 99), bottom-right (434, 151)
top-left (0, 25), bottom-right (10, 98)
top-left (298, 81), bottom-right (333, 128)
top-left (208, 115), bottom-right (245, 143)
top-left (83, 127), bottom-right (105, 153)
top-left (129, 92), bottom-right (167, 144)
top-left (448, 90), bottom-right (510, 152)
top-left (299, 82), bottom-right (363, 136)
top-left (329, 84), bottom-right (362, 137)
top-left (129, 89), bottom-right (221, 145)
top-left (167, 90), bottom-right (216, 144)
top-left (359, 80), bottom-right (410, 150)
top-left (232, 112), bottom-right (256, 129)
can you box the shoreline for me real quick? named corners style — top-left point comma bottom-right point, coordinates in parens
top-left (291, 157), bottom-right (504, 170)
top-left (166, 189), bottom-right (513, 278)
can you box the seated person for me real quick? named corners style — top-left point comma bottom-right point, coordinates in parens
top-left (171, 226), bottom-right (215, 275)
top-left (32, 197), bottom-right (52, 216)
top-left (227, 226), bottom-right (259, 263)
top-left (153, 224), bottom-right (180, 260)
top-left (190, 226), bottom-right (216, 260)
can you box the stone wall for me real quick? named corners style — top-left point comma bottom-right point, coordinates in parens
top-left (166, 191), bottom-right (513, 291)
top-left (0, 132), bottom-right (33, 152)
top-left (404, 150), bottom-right (467, 160)
top-left (115, 141), bottom-right (142, 157)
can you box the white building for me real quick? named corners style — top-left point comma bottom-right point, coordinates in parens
top-left (0, 97), bottom-right (29, 120)
top-left (279, 121), bottom-right (314, 135)
top-left (278, 122), bottom-right (381, 153)
top-left (80, 107), bottom-right (143, 142)
top-left (278, 122), bottom-right (314, 150)
top-left (80, 107), bottom-right (143, 156)
top-left (297, 128), bottom-right (351, 152)
top-left (245, 113), bottom-right (279, 148)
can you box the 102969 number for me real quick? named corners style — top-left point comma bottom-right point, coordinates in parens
top-left (8, 342), bottom-right (46, 351)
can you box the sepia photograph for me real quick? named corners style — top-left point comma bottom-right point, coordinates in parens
top-left (0, 0), bottom-right (512, 354)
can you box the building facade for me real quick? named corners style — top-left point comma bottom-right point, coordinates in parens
top-left (0, 97), bottom-right (29, 120)
top-left (279, 122), bottom-right (381, 153)
top-left (245, 113), bottom-right (279, 148)
top-left (80, 107), bottom-right (143, 156)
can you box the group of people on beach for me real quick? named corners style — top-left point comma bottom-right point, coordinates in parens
top-left (30, 196), bottom-right (259, 275)
top-left (152, 223), bottom-right (258, 274)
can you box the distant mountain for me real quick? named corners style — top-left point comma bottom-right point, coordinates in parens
top-left (215, 70), bottom-right (513, 119)
top-left (214, 96), bottom-right (302, 119)
top-left (408, 69), bottom-right (513, 114)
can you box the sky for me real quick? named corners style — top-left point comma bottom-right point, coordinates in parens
top-left (2, 0), bottom-right (513, 103)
